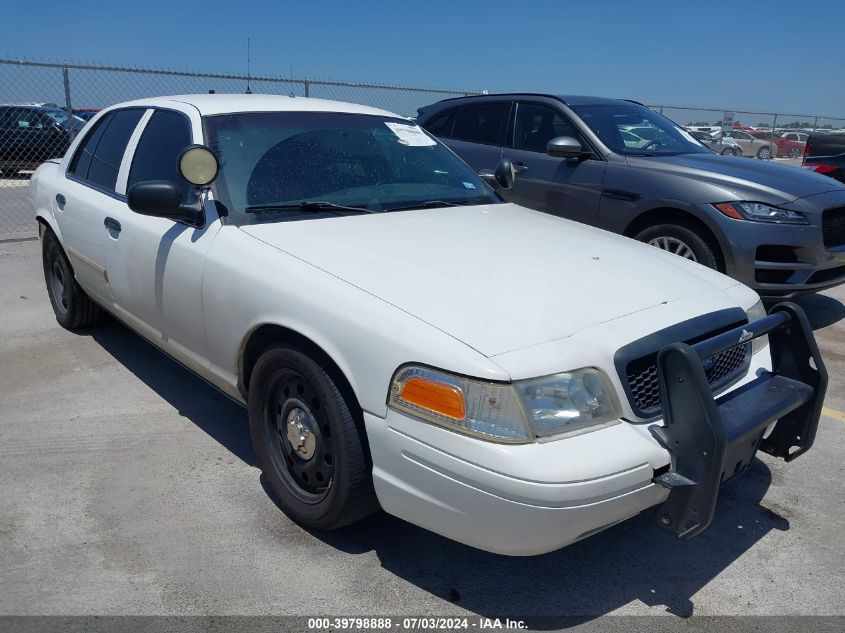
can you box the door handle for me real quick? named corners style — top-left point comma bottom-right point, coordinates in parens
top-left (55, 194), bottom-right (65, 207)
top-left (104, 217), bottom-right (121, 233)
top-left (513, 162), bottom-right (528, 173)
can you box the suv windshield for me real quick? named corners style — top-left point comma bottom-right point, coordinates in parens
top-left (204, 111), bottom-right (498, 224)
top-left (570, 103), bottom-right (709, 156)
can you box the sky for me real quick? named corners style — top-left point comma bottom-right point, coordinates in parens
top-left (2, 0), bottom-right (843, 117)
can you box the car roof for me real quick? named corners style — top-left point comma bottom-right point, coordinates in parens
top-left (106, 94), bottom-right (403, 118)
top-left (423, 93), bottom-right (642, 108)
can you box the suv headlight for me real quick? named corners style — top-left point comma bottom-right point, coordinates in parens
top-left (388, 365), bottom-right (621, 443)
top-left (714, 202), bottom-right (808, 224)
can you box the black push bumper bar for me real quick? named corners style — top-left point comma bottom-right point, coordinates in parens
top-left (651, 302), bottom-right (827, 538)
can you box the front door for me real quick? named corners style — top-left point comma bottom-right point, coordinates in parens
top-left (501, 101), bottom-right (606, 225)
top-left (103, 108), bottom-right (220, 373)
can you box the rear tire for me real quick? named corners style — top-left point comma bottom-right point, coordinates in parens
top-left (42, 228), bottom-right (104, 329)
top-left (635, 222), bottom-right (719, 270)
top-left (248, 346), bottom-right (378, 531)
top-left (720, 148), bottom-right (736, 156)
top-left (788, 147), bottom-right (801, 158)
top-left (757, 146), bottom-right (772, 160)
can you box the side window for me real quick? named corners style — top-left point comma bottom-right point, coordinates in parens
top-left (85, 108), bottom-right (144, 191)
top-left (450, 102), bottom-right (509, 145)
top-left (68, 112), bottom-right (114, 180)
top-left (128, 110), bottom-right (193, 197)
top-left (422, 107), bottom-right (457, 138)
top-left (513, 102), bottom-right (583, 153)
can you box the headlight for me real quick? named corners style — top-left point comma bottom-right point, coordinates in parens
top-left (516, 369), bottom-right (622, 437)
top-left (745, 298), bottom-right (769, 355)
top-left (388, 365), bottom-right (621, 442)
top-left (714, 202), bottom-right (808, 224)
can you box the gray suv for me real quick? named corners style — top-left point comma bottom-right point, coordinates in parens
top-left (417, 94), bottom-right (845, 297)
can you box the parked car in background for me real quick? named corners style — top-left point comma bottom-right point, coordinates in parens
top-left (30, 94), bottom-right (827, 555)
top-left (775, 131), bottom-right (807, 158)
top-left (0, 105), bottom-right (85, 177)
top-left (747, 130), bottom-right (805, 158)
top-left (689, 130), bottom-right (742, 155)
top-left (72, 108), bottom-right (100, 121)
top-left (712, 129), bottom-right (776, 159)
top-left (417, 93), bottom-right (845, 296)
top-left (802, 133), bottom-right (845, 183)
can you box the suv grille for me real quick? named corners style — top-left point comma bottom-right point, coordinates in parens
top-left (626, 343), bottom-right (749, 415)
top-left (822, 207), bottom-right (845, 248)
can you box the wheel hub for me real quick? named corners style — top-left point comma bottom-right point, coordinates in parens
top-left (285, 407), bottom-right (317, 460)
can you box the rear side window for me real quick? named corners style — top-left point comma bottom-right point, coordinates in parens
top-left (421, 106), bottom-right (458, 137)
top-left (69, 108), bottom-right (144, 192)
top-left (68, 113), bottom-right (112, 180)
top-left (128, 110), bottom-right (193, 197)
top-left (450, 102), bottom-right (509, 146)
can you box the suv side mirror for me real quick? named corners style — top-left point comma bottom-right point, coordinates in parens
top-left (546, 136), bottom-right (583, 158)
top-left (479, 158), bottom-right (517, 190)
top-left (127, 181), bottom-right (204, 227)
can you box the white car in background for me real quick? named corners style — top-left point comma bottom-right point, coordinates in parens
top-left (29, 95), bottom-right (826, 555)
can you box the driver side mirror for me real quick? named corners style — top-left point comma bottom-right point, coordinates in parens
top-left (546, 136), bottom-right (583, 158)
top-left (126, 145), bottom-right (219, 227)
top-left (479, 158), bottom-right (516, 190)
top-left (127, 181), bottom-right (204, 227)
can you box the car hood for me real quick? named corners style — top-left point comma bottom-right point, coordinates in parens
top-left (240, 203), bottom-right (740, 357)
top-left (625, 153), bottom-right (845, 203)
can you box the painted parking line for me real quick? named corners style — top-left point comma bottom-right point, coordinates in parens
top-left (821, 406), bottom-right (845, 423)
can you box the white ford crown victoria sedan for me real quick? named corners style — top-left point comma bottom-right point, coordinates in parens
top-left (30, 95), bottom-right (826, 555)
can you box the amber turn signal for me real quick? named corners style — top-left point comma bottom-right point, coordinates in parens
top-left (714, 203), bottom-right (744, 219)
top-left (400, 376), bottom-right (466, 420)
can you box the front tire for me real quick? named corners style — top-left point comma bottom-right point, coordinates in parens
top-left (635, 222), bottom-right (719, 270)
top-left (248, 346), bottom-right (378, 531)
top-left (42, 228), bottom-right (104, 329)
top-left (757, 146), bottom-right (772, 160)
top-left (788, 147), bottom-right (801, 158)
top-left (720, 147), bottom-right (736, 156)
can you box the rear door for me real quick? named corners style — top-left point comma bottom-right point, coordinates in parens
top-left (57, 108), bottom-right (146, 303)
top-left (434, 100), bottom-right (510, 172)
top-left (500, 100), bottom-right (606, 224)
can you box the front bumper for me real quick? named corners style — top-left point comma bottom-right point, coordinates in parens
top-left (365, 304), bottom-right (825, 555)
top-left (651, 302), bottom-right (826, 537)
top-left (704, 199), bottom-right (845, 297)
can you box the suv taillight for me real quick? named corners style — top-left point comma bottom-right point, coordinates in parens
top-left (803, 163), bottom-right (837, 174)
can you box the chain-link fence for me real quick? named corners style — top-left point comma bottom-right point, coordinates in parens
top-left (2, 57), bottom-right (845, 240)
top-left (0, 58), bottom-right (475, 239)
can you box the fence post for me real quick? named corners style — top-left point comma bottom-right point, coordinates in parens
top-left (62, 66), bottom-right (75, 140)
top-left (771, 114), bottom-right (778, 160)
top-left (813, 116), bottom-right (818, 133)
top-left (304, 80), bottom-right (309, 97)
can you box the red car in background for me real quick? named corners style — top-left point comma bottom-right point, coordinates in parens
top-left (748, 130), bottom-right (806, 158)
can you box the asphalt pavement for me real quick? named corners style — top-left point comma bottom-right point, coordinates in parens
top-left (0, 234), bottom-right (843, 625)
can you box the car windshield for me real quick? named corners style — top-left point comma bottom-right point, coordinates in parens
top-left (570, 103), bottom-right (710, 156)
top-left (204, 111), bottom-right (498, 224)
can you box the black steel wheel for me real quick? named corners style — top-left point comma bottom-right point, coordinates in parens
top-left (42, 228), bottom-right (103, 329)
top-left (248, 346), bottom-right (378, 530)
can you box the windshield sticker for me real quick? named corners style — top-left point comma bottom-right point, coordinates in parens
top-left (384, 122), bottom-right (436, 146)
top-left (462, 181), bottom-right (477, 189)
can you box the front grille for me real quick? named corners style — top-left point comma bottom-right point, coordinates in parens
top-left (822, 207), bottom-right (845, 248)
top-left (625, 343), bottom-right (749, 415)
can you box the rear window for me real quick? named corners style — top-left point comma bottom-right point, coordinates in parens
top-left (449, 102), bottom-right (509, 146)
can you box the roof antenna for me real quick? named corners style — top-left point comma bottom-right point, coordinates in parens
top-left (245, 38), bottom-right (252, 94)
